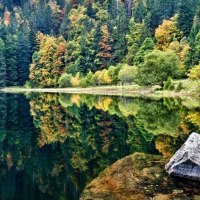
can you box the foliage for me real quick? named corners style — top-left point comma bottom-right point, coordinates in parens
top-left (58, 73), bottom-right (72, 88)
top-left (163, 77), bottom-right (175, 90)
top-left (134, 37), bottom-right (154, 65)
top-left (0, 0), bottom-right (199, 88)
top-left (175, 82), bottom-right (183, 92)
top-left (188, 64), bottom-right (200, 80)
top-left (108, 65), bottom-right (122, 85)
top-left (0, 39), bottom-right (6, 87)
top-left (29, 32), bottom-right (67, 88)
top-left (118, 65), bottom-right (138, 85)
top-left (71, 72), bottom-right (81, 87)
top-left (155, 16), bottom-right (182, 50)
top-left (138, 50), bottom-right (181, 86)
top-left (126, 18), bottom-right (143, 65)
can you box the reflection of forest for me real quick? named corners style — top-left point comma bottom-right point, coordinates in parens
top-left (0, 93), bottom-right (199, 199)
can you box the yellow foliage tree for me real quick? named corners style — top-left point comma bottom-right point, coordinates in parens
top-left (29, 93), bottom-right (68, 147)
top-left (187, 111), bottom-right (200, 129)
top-left (155, 16), bottom-right (182, 50)
top-left (71, 72), bottom-right (81, 87)
top-left (188, 64), bottom-right (200, 80)
top-left (97, 69), bottom-right (112, 85)
top-left (29, 32), bottom-right (67, 87)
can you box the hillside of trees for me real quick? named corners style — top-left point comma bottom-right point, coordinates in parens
top-left (0, 0), bottom-right (199, 88)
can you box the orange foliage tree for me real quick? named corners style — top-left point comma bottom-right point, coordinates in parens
top-left (96, 24), bottom-right (113, 69)
top-left (29, 32), bottom-right (67, 87)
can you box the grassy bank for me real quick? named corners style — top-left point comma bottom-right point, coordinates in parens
top-left (0, 79), bottom-right (199, 98)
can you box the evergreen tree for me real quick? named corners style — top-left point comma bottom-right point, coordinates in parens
top-left (109, 2), bottom-right (128, 64)
top-left (17, 30), bottom-right (31, 85)
top-left (0, 39), bottom-right (6, 88)
top-left (134, 0), bottom-right (146, 23)
top-left (5, 34), bottom-right (19, 86)
top-left (134, 37), bottom-right (154, 65)
top-left (126, 18), bottom-right (143, 65)
top-left (177, 0), bottom-right (198, 37)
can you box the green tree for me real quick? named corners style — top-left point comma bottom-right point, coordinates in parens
top-left (177, 0), bottom-right (198, 37)
top-left (186, 31), bottom-right (200, 67)
top-left (138, 50), bottom-right (181, 86)
top-left (17, 30), bottom-right (31, 85)
top-left (5, 34), bottom-right (19, 86)
top-left (58, 73), bottom-right (72, 88)
top-left (126, 18), bottom-right (143, 65)
top-left (163, 77), bottom-right (175, 90)
top-left (0, 39), bottom-right (6, 88)
top-left (133, 0), bottom-right (146, 23)
top-left (118, 65), bottom-right (138, 85)
top-left (134, 37), bottom-right (154, 65)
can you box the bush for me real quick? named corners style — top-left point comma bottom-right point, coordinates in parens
top-left (108, 64), bottom-right (122, 84)
top-left (188, 64), bottom-right (200, 80)
top-left (163, 77), bottom-right (175, 90)
top-left (79, 78), bottom-right (87, 88)
top-left (85, 71), bottom-right (96, 86)
top-left (58, 73), bottom-right (72, 88)
top-left (98, 69), bottom-right (112, 85)
top-left (176, 82), bottom-right (183, 92)
top-left (118, 64), bottom-right (138, 85)
top-left (71, 72), bottom-right (81, 87)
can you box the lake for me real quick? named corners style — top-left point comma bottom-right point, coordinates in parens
top-left (0, 93), bottom-right (199, 200)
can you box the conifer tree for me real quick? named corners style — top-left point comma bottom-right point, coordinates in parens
top-left (0, 39), bottom-right (6, 88)
top-left (17, 30), bottom-right (31, 85)
top-left (134, 0), bottom-right (146, 23)
top-left (177, 0), bottom-right (198, 37)
top-left (5, 34), bottom-right (19, 86)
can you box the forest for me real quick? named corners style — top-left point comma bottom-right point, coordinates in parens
top-left (0, 0), bottom-right (200, 89)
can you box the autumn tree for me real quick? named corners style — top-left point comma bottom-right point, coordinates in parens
top-left (29, 32), bottom-right (67, 87)
top-left (188, 64), bottom-right (200, 81)
top-left (155, 16), bottom-right (182, 50)
top-left (95, 24), bottom-right (113, 69)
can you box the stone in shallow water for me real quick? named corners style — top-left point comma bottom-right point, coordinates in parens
top-left (165, 132), bottom-right (200, 181)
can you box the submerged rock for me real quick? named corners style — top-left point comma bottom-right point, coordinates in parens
top-left (165, 132), bottom-right (200, 181)
top-left (80, 153), bottom-right (200, 200)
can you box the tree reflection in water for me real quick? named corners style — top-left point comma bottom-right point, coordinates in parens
top-left (0, 93), bottom-right (199, 199)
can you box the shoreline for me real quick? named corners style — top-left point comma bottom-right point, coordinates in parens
top-left (0, 86), bottom-right (199, 98)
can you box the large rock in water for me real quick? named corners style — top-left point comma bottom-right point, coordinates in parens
top-left (165, 132), bottom-right (200, 181)
top-left (80, 153), bottom-right (200, 200)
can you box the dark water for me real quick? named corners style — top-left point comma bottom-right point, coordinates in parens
top-left (0, 93), bottom-right (199, 200)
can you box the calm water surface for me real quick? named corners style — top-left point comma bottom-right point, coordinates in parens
top-left (0, 93), bottom-right (199, 200)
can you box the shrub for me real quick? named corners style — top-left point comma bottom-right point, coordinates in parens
top-left (85, 71), bottom-right (96, 86)
top-left (176, 82), bottom-right (183, 92)
top-left (71, 72), bottom-right (81, 87)
top-left (98, 69), bottom-right (112, 85)
top-left (118, 64), bottom-right (138, 85)
top-left (163, 77), bottom-right (175, 90)
top-left (58, 73), bottom-right (72, 88)
top-left (108, 64), bottom-right (122, 84)
top-left (79, 78), bottom-right (87, 88)
top-left (188, 64), bottom-right (200, 80)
